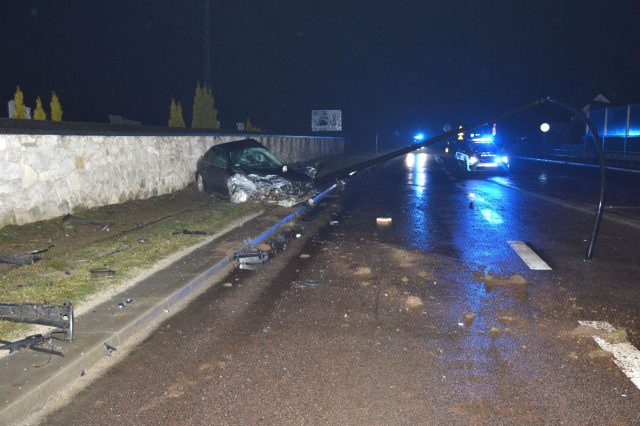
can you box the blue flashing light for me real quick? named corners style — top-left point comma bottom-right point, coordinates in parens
top-left (414, 132), bottom-right (425, 141)
top-left (604, 127), bottom-right (640, 138)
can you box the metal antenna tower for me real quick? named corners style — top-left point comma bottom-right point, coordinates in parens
top-left (204, 0), bottom-right (211, 88)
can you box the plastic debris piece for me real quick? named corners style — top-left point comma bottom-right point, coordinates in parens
top-left (376, 217), bottom-right (393, 226)
top-left (301, 279), bottom-right (321, 288)
top-left (172, 229), bottom-right (211, 236)
top-left (104, 342), bottom-right (117, 357)
top-left (90, 269), bottom-right (116, 277)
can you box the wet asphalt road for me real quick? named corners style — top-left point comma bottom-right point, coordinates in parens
top-left (44, 152), bottom-right (640, 424)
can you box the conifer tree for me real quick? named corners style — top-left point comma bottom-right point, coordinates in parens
top-left (50, 92), bottom-right (63, 121)
top-left (34, 96), bottom-right (47, 120)
top-left (11, 86), bottom-right (27, 119)
top-left (168, 98), bottom-right (186, 128)
top-left (191, 83), bottom-right (205, 128)
top-left (191, 83), bottom-right (220, 129)
top-left (168, 98), bottom-right (178, 127)
top-left (205, 86), bottom-right (220, 129)
top-left (176, 102), bottom-right (186, 127)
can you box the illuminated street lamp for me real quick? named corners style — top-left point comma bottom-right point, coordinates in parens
top-left (539, 122), bottom-right (551, 151)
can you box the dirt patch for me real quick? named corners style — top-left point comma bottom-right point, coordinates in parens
top-left (354, 266), bottom-right (372, 276)
top-left (475, 272), bottom-right (528, 293)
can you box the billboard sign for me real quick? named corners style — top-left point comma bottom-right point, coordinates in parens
top-left (311, 110), bottom-right (342, 132)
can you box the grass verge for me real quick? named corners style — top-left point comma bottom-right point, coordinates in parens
top-left (0, 187), bottom-right (262, 339)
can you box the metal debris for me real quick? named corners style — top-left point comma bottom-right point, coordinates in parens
top-left (0, 245), bottom-right (53, 266)
top-left (0, 301), bottom-right (74, 340)
top-left (62, 214), bottom-right (113, 231)
top-left (300, 279), bottom-right (321, 288)
top-left (0, 334), bottom-right (64, 357)
top-left (236, 251), bottom-right (269, 270)
top-left (172, 229), bottom-right (212, 236)
top-left (90, 268), bottom-right (116, 277)
top-left (104, 342), bottom-right (117, 357)
top-left (117, 298), bottom-right (134, 309)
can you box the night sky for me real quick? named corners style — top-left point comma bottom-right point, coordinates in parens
top-left (1, 1), bottom-right (639, 143)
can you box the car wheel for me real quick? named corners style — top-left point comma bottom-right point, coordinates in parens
top-left (196, 174), bottom-right (205, 193)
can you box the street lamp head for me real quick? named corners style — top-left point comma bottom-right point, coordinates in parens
top-left (540, 122), bottom-right (550, 133)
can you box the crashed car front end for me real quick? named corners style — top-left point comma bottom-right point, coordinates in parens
top-left (227, 172), bottom-right (317, 207)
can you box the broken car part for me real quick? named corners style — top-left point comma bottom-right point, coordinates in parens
top-left (172, 229), bottom-right (212, 236)
top-left (235, 250), bottom-right (269, 270)
top-left (62, 214), bottom-right (113, 231)
top-left (0, 334), bottom-right (64, 357)
top-left (0, 244), bottom-right (53, 266)
top-left (90, 268), bottom-right (116, 277)
top-left (0, 300), bottom-right (74, 340)
top-left (227, 173), bottom-right (314, 205)
top-left (104, 342), bottom-right (117, 357)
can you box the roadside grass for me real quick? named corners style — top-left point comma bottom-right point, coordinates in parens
top-left (0, 188), bottom-right (261, 339)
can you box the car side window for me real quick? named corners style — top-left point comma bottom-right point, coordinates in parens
top-left (211, 149), bottom-right (227, 168)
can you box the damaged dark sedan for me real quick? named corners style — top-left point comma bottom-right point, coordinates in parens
top-left (195, 139), bottom-right (317, 206)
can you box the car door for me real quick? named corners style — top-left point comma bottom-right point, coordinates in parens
top-left (202, 147), bottom-right (230, 195)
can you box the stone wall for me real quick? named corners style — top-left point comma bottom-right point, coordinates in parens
top-left (0, 133), bottom-right (344, 227)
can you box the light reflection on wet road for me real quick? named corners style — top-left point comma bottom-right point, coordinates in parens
top-left (44, 150), bottom-right (640, 424)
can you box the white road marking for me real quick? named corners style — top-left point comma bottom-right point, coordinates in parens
top-left (578, 321), bottom-right (640, 390)
top-left (507, 241), bottom-right (552, 270)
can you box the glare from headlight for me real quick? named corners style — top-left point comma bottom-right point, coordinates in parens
top-left (469, 156), bottom-right (478, 165)
top-left (502, 156), bottom-right (509, 163)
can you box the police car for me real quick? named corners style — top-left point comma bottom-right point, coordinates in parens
top-left (454, 134), bottom-right (509, 173)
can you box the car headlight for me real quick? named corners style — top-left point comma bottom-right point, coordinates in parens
top-left (501, 156), bottom-right (509, 163)
top-left (469, 156), bottom-right (478, 165)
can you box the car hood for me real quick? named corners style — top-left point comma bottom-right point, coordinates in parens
top-left (234, 166), bottom-right (314, 182)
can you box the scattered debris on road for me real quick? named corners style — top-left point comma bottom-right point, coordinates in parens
top-left (103, 342), bottom-right (117, 357)
top-left (0, 301), bottom-right (74, 340)
top-left (0, 334), bottom-right (64, 357)
top-left (235, 238), bottom-right (269, 270)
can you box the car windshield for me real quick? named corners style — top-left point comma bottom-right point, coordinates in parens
top-left (471, 142), bottom-right (500, 154)
top-left (229, 146), bottom-right (283, 168)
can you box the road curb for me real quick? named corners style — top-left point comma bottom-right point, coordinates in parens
top-left (3, 211), bottom-right (264, 425)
